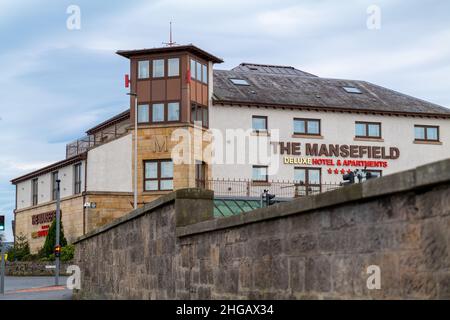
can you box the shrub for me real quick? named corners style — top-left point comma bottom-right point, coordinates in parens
top-left (61, 244), bottom-right (75, 262)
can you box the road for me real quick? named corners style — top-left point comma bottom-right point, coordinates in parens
top-left (0, 276), bottom-right (72, 300)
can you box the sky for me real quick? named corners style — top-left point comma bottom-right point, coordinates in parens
top-left (1, 0), bottom-right (449, 241)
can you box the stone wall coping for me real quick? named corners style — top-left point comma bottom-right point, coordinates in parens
top-left (176, 158), bottom-right (450, 237)
top-left (74, 188), bottom-right (212, 243)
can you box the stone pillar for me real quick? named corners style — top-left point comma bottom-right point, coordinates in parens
top-left (174, 188), bottom-right (214, 227)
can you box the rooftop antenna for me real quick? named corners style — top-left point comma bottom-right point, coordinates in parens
top-left (163, 21), bottom-right (177, 47)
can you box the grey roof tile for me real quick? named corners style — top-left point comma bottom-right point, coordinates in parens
top-left (213, 66), bottom-right (450, 116)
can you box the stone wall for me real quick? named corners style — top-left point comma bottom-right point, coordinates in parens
top-left (74, 159), bottom-right (450, 299)
top-left (5, 261), bottom-right (73, 276)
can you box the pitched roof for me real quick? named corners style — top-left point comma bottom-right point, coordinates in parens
top-left (232, 63), bottom-right (317, 77)
top-left (213, 65), bottom-right (450, 117)
top-left (116, 44), bottom-right (223, 63)
top-left (11, 153), bottom-right (86, 184)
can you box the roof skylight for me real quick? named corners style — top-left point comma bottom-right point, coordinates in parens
top-left (230, 78), bottom-right (250, 86)
top-left (343, 86), bottom-right (362, 94)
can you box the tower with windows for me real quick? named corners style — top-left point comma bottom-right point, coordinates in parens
top-left (116, 45), bottom-right (223, 205)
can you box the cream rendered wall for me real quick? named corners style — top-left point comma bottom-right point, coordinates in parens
top-left (86, 134), bottom-right (132, 192)
top-left (15, 160), bottom-right (85, 210)
top-left (16, 181), bottom-right (31, 210)
top-left (209, 105), bottom-right (450, 184)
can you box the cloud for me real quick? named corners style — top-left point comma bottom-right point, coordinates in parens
top-left (0, 0), bottom-right (449, 241)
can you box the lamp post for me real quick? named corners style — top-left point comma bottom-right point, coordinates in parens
top-left (127, 92), bottom-right (138, 210)
top-left (0, 234), bottom-right (5, 295)
top-left (55, 179), bottom-right (61, 286)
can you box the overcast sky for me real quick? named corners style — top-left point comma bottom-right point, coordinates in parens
top-left (1, 0), bottom-right (449, 241)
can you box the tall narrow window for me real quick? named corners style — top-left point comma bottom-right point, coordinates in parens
top-left (168, 102), bottom-right (180, 121)
top-left (51, 171), bottom-right (59, 201)
top-left (74, 163), bottom-right (82, 194)
top-left (202, 64), bottom-right (208, 84)
top-left (190, 59), bottom-right (196, 79)
top-left (152, 59), bottom-right (165, 78)
top-left (190, 104), bottom-right (208, 128)
top-left (152, 103), bottom-right (165, 122)
top-left (32, 178), bottom-right (38, 206)
top-left (252, 166), bottom-right (268, 182)
top-left (195, 161), bottom-right (206, 188)
top-left (168, 58), bottom-right (179, 77)
top-left (137, 104), bottom-right (149, 123)
top-left (196, 61), bottom-right (202, 82)
top-left (144, 160), bottom-right (173, 191)
top-left (138, 60), bottom-right (149, 79)
top-left (202, 108), bottom-right (208, 127)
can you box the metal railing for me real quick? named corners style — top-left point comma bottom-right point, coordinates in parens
top-left (201, 179), bottom-right (342, 199)
top-left (65, 129), bottom-right (124, 158)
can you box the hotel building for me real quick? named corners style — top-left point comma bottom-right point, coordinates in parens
top-left (11, 44), bottom-right (450, 253)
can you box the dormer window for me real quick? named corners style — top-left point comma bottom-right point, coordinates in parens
top-left (230, 78), bottom-right (249, 86)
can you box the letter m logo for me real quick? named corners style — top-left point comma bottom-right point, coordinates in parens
top-left (153, 136), bottom-right (168, 152)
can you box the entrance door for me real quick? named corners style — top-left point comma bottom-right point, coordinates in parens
top-left (294, 167), bottom-right (322, 196)
top-left (195, 161), bottom-right (206, 188)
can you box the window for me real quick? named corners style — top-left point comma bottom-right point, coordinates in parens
top-left (168, 102), bottom-right (180, 121)
top-left (168, 58), bottom-right (179, 77)
top-left (191, 104), bottom-right (208, 127)
top-left (137, 104), bottom-right (149, 123)
top-left (152, 59), bottom-right (165, 78)
top-left (252, 116), bottom-right (267, 132)
top-left (196, 61), bottom-right (202, 82)
top-left (230, 78), bottom-right (250, 86)
top-left (414, 125), bottom-right (439, 142)
top-left (31, 178), bottom-right (38, 206)
top-left (190, 59), bottom-right (196, 79)
top-left (202, 64), bottom-right (208, 84)
top-left (51, 171), bottom-right (58, 201)
top-left (293, 118), bottom-right (320, 135)
top-left (355, 122), bottom-right (381, 138)
top-left (139, 102), bottom-right (181, 123)
top-left (138, 60), bottom-right (149, 79)
top-left (144, 160), bottom-right (173, 191)
top-left (74, 163), bottom-right (82, 194)
top-left (343, 86), bottom-right (362, 94)
top-left (152, 103), bottom-right (165, 122)
top-left (294, 167), bottom-right (321, 195)
top-left (252, 166), bottom-right (268, 182)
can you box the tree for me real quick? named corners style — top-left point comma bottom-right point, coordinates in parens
top-left (39, 219), bottom-right (67, 258)
top-left (6, 234), bottom-right (30, 261)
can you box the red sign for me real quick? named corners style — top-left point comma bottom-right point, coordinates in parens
top-left (186, 69), bottom-right (191, 84)
top-left (125, 74), bottom-right (130, 88)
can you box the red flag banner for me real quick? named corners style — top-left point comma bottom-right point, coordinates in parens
top-left (125, 74), bottom-right (130, 88)
top-left (186, 69), bottom-right (191, 84)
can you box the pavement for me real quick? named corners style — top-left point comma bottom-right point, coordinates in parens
top-left (0, 276), bottom-right (72, 300)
